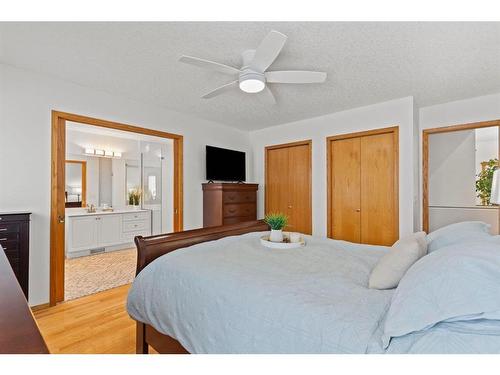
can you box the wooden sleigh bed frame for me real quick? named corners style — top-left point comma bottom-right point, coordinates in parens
top-left (133, 220), bottom-right (269, 354)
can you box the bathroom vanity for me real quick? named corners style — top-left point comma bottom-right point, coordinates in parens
top-left (65, 208), bottom-right (151, 258)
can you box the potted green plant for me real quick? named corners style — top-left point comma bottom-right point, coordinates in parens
top-left (476, 159), bottom-right (499, 205)
top-left (264, 212), bottom-right (288, 242)
top-left (128, 188), bottom-right (141, 208)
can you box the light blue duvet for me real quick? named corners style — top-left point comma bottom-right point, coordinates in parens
top-left (127, 232), bottom-right (500, 353)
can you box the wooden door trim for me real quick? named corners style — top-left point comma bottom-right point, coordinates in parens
top-left (265, 139), bottom-right (312, 151)
top-left (50, 110), bottom-right (184, 306)
top-left (264, 139), bottom-right (312, 232)
top-left (422, 119), bottom-right (500, 233)
top-left (327, 126), bottom-right (399, 239)
top-left (65, 160), bottom-right (87, 207)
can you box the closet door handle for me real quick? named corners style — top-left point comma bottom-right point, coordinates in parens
top-left (355, 209), bottom-right (361, 212)
top-left (288, 205), bottom-right (292, 209)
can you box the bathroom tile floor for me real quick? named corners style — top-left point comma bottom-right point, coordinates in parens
top-left (64, 248), bottom-right (136, 301)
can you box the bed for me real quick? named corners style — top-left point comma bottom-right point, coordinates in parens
top-left (127, 220), bottom-right (500, 354)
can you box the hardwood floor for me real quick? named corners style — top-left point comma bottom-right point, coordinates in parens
top-left (33, 284), bottom-right (136, 354)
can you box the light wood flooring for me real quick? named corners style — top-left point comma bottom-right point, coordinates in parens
top-left (34, 284), bottom-right (136, 354)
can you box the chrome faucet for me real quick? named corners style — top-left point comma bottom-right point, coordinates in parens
top-left (87, 204), bottom-right (96, 213)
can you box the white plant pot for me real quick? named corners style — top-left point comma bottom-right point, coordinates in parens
top-left (269, 229), bottom-right (283, 243)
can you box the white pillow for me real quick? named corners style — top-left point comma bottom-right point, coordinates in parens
top-left (413, 231), bottom-right (428, 258)
top-left (426, 221), bottom-right (491, 253)
top-left (382, 241), bottom-right (500, 348)
top-left (369, 232), bottom-right (427, 290)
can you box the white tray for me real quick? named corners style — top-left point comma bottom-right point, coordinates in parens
top-left (260, 234), bottom-right (305, 249)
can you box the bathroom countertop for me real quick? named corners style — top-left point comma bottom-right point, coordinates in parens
top-left (65, 207), bottom-right (151, 218)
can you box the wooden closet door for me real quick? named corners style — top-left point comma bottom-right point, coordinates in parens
top-left (330, 137), bottom-right (361, 242)
top-left (360, 132), bottom-right (398, 246)
top-left (266, 146), bottom-right (290, 217)
top-left (288, 143), bottom-right (312, 234)
top-left (266, 141), bottom-right (312, 234)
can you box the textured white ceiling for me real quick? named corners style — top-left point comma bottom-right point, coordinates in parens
top-left (1, 22), bottom-right (499, 130)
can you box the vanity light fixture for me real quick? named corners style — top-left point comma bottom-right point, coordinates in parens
top-left (83, 148), bottom-right (122, 158)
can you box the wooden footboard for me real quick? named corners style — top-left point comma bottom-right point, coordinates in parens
top-left (133, 220), bottom-right (269, 354)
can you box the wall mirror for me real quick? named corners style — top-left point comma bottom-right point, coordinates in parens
top-left (426, 124), bottom-right (499, 234)
top-left (65, 160), bottom-right (87, 208)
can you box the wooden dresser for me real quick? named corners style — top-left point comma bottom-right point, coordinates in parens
top-left (202, 183), bottom-right (258, 227)
top-left (0, 212), bottom-right (31, 298)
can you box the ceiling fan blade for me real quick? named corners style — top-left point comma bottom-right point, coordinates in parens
top-left (179, 55), bottom-right (240, 75)
top-left (258, 86), bottom-right (277, 105)
top-left (265, 70), bottom-right (327, 83)
top-left (249, 30), bottom-right (287, 72)
top-left (202, 81), bottom-right (239, 99)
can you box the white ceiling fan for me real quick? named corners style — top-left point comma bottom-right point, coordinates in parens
top-left (179, 30), bottom-right (327, 104)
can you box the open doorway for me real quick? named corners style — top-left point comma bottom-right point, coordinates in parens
top-left (50, 111), bottom-right (183, 305)
top-left (423, 120), bottom-right (500, 233)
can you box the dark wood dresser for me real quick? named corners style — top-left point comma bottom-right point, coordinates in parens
top-left (0, 212), bottom-right (30, 298)
top-left (202, 183), bottom-right (258, 227)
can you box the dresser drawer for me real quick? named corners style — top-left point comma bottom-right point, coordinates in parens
top-left (223, 216), bottom-right (256, 225)
top-left (0, 222), bottom-right (21, 233)
top-left (223, 191), bottom-right (256, 204)
top-left (0, 232), bottom-right (20, 241)
top-left (123, 212), bottom-right (150, 222)
top-left (0, 215), bottom-right (29, 223)
top-left (223, 203), bottom-right (256, 218)
top-left (123, 220), bottom-right (149, 233)
top-left (0, 238), bottom-right (19, 251)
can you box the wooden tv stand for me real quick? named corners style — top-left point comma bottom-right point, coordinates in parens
top-left (202, 183), bottom-right (258, 228)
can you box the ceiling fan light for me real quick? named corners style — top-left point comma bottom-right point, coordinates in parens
top-left (239, 78), bottom-right (265, 93)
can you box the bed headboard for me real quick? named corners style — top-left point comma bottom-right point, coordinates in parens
top-left (134, 220), bottom-right (269, 275)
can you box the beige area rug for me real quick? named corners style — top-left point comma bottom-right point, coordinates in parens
top-left (65, 248), bottom-right (137, 301)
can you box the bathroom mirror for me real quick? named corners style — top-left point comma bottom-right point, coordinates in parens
top-left (125, 160), bottom-right (141, 205)
top-left (427, 125), bottom-right (499, 234)
top-left (65, 160), bottom-right (87, 208)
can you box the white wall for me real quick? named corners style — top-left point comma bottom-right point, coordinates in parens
top-left (250, 97), bottom-right (416, 238)
top-left (428, 130), bottom-right (476, 206)
top-left (98, 158), bottom-right (113, 206)
top-left (0, 63), bottom-right (252, 305)
top-left (420, 93), bottom-right (500, 231)
top-left (420, 93), bottom-right (500, 130)
top-left (475, 127), bottom-right (499, 177)
top-left (111, 158), bottom-right (126, 208)
top-left (412, 101), bottom-right (421, 232)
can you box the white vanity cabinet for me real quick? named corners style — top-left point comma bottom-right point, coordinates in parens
top-left (98, 214), bottom-right (122, 246)
top-left (68, 216), bottom-right (99, 252)
top-left (65, 209), bottom-right (151, 258)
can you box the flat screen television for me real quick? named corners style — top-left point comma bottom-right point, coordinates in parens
top-left (206, 145), bottom-right (246, 182)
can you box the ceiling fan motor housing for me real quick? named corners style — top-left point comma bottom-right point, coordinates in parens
top-left (238, 69), bottom-right (266, 93)
top-left (238, 49), bottom-right (266, 93)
